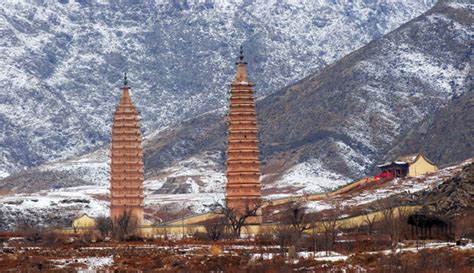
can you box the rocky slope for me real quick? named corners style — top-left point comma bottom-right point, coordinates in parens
top-left (0, 0), bottom-right (438, 177)
top-left (386, 89), bottom-right (473, 167)
top-left (417, 162), bottom-right (473, 218)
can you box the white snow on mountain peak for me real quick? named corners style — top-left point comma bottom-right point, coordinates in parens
top-left (0, 0), bottom-right (438, 176)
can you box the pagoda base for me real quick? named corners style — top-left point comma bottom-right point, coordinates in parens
top-left (110, 206), bottom-right (144, 226)
top-left (226, 197), bottom-right (262, 224)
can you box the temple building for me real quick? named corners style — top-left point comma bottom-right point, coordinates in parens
top-left (225, 47), bottom-right (262, 223)
top-left (377, 153), bottom-right (438, 178)
top-left (109, 74), bottom-right (145, 225)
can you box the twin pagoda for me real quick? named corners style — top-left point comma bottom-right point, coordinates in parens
top-left (110, 75), bottom-right (145, 224)
top-left (109, 48), bottom-right (262, 225)
top-left (225, 48), bottom-right (262, 223)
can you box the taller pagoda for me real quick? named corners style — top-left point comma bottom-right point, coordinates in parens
top-left (109, 74), bottom-right (145, 225)
top-left (225, 47), bottom-right (262, 223)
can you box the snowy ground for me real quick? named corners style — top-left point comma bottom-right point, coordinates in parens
top-left (0, 170), bottom-right (9, 179)
top-left (53, 256), bottom-right (113, 270)
top-left (39, 148), bottom-right (110, 186)
top-left (0, 182), bottom-right (226, 228)
top-left (250, 242), bottom-right (474, 264)
top-left (0, 185), bottom-right (109, 228)
top-left (266, 159), bottom-right (350, 197)
top-left (145, 193), bottom-right (225, 214)
top-left (145, 152), bottom-right (226, 194)
top-left (252, 250), bottom-right (349, 263)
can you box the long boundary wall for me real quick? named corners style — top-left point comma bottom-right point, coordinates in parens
top-left (67, 205), bottom-right (420, 237)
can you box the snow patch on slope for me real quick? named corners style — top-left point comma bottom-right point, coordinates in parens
top-left (0, 185), bottom-right (109, 229)
top-left (394, 46), bottom-right (470, 94)
top-left (145, 152), bottom-right (225, 194)
top-left (146, 193), bottom-right (225, 215)
top-left (39, 148), bottom-right (110, 186)
top-left (0, 170), bottom-right (9, 179)
top-left (446, 2), bottom-right (473, 10)
top-left (268, 159), bottom-right (349, 196)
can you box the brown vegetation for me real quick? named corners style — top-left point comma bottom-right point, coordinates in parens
top-left (1, 235), bottom-right (472, 272)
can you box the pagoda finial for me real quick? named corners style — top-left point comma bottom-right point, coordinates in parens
top-left (239, 45), bottom-right (244, 62)
top-left (234, 45), bottom-right (250, 83)
top-left (123, 72), bottom-right (128, 87)
top-left (236, 45), bottom-right (247, 65)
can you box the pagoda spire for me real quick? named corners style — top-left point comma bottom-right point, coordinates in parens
top-left (233, 45), bottom-right (250, 84)
top-left (123, 72), bottom-right (128, 87)
top-left (225, 46), bottom-right (262, 224)
top-left (238, 45), bottom-right (246, 64)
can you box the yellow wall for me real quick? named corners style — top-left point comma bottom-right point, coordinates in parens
top-left (408, 155), bottom-right (438, 177)
top-left (265, 178), bottom-right (367, 207)
top-left (138, 224), bottom-right (264, 237)
top-left (140, 206), bottom-right (421, 237)
top-left (62, 205), bottom-right (420, 237)
top-left (164, 212), bottom-right (221, 225)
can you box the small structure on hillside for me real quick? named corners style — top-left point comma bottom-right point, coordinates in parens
top-left (377, 153), bottom-right (438, 178)
top-left (72, 214), bottom-right (96, 230)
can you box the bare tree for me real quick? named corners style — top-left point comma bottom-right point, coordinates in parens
top-left (112, 210), bottom-right (138, 241)
top-left (204, 216), bottom-right (227, 241)
top-left (274, 223), bottom-right (295, 255)
top-left (277, 201), bottom-right (314, 251)
top-left (96, 216), bottom-right (113, 239)
top-left (309, 211), bottom-right (325, 255)
top-left (377, 198), bottom-right (407, 247)
top-left (363, 210), bottom-right (377, 235)
top-left (210, 200), bottom-right (262, 238)
top-left (320, 205), bottom-right (341, 255)
top-left (283, 201), bottom-right (313, 237)
top-left (44, 231), bottom-right (62, 246)
top-left (17, 219), bottom-right (43, 245)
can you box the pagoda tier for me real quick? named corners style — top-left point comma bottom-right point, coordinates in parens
top-left (110, 78), bottom-right (145, 225)
top-left (225, 48), bottom-right (262, 224)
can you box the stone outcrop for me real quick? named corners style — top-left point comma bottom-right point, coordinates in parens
top-left (420, 163), bottom-right (474, 218)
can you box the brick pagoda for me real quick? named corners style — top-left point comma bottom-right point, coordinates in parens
top-left (226, 47), bottom-right (262, 223)
top-left (110, 74), bottom-right (145, 225)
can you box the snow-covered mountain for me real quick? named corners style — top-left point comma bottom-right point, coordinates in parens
top-left (142, 0), bottom-right (472, 195)
top-left (0, 0), bottom-right (438, 177)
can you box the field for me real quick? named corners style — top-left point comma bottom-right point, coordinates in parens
top-left (1, 234), bottom-right (473, 272)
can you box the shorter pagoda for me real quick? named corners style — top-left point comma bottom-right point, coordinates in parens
top-left (225, 47), bottom-right (262, 223)
top-left (109, 74), bottom-right (145, 225)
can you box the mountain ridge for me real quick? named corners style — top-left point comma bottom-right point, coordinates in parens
top-left (144, 0), bottom-right (472, 195)
top-left (1, 0), bottom-right (471, 198)
top-left (0, 0), bottom-right (438, 176)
